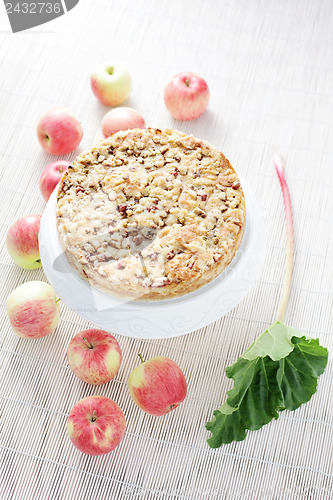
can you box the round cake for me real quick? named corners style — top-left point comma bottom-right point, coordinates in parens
top-left (56, 128), bottom-right (246, 300)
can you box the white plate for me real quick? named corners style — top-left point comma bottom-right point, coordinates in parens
top-left (39, 178), bottom-right (265, 339)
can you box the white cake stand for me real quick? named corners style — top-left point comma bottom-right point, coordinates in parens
top-left (39, 178), bottom-right (265, 339)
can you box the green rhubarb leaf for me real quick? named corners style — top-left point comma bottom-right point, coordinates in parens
top-left (206, 332), bottom-right (328, 448)
top-left (207, 402), bottom-right (246, 445)
top-left (277, 336), bottom-right (328, 411)
top-left (242, 321), bottom-right (303, 361)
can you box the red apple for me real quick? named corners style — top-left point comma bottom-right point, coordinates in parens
top-left (6, 281), bottom-right (60, 339)
top-left (164, 72), bottom-right (209, 121)
top-left (67, 329), bottom-right (122, 385)
top-left (6, 215), bottom-right (42, 269)
top-left (90, 62), bottom-right (131, 106)
top-left (102, 107), bottom-right (145, 138)
top-left (67, 395), bottom-right (126, 455)
top-left (128, 355), bottom-right (187, 416)
top-left (37, 107), bottom-right (83, 155)
top-left (39, 160), bottom-right (71, 201)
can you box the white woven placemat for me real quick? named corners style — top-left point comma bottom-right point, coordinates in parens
top-left (0, 0), bottom-right (332, 498)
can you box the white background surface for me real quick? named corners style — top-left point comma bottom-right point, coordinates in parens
top-left (0, 1), bottom-right (332, 499)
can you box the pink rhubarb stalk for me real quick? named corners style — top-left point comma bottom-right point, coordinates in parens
top-left (273, 153), bottom-right (294, 322)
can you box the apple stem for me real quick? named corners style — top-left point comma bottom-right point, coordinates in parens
top-left (55, 298), bottom-right (61, 303)
top-left (82, 336), bottom-right (93, 349)
top-left (107, 67), bottom-right (114, 75)
top-left (92, 410), bottom-right (97, 422)
top-left (138, 353), bottom-right (145, 364)
top-left (184, 78), bottom-right (190, 87)
top-left (273, 152), bottom-right (294, 323)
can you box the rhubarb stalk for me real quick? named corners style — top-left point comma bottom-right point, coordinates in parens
top-left (273, 153), bottom-right (294, 322)
top-left (205, 151), bottom-right (328, 448)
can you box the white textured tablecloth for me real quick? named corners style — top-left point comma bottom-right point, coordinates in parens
top-left (0, 1), bottom-right (332, 498)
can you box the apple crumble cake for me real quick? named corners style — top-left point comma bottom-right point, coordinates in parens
top-left (56, 128), bottom-right (245, 300)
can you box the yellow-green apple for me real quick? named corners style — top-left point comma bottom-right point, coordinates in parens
top-left (39, 160), bottom-right (71, 201)
top-left (67, 395), bottom-right (126, 455)
top-left (7, 281), bottom-right (60, 339)
top-left (67, 329), bottom-right (122, 385)
top-left (6, 215), bottom-right (42, 269)
top-left (102, 107), bottom-right (145, 138)
top-left (164, 72), bottom-right (209, 121)
top-left (90, 62), bottom-right (131, 106)
top-left (37, 107), bottom-right (83, 155)
top-left (128, 355), bottom-right (187, 416)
